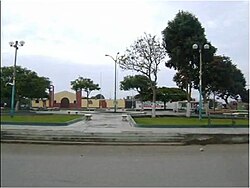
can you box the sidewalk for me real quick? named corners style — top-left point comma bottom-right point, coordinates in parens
top-left (1, 112), bottom-right (249, 145)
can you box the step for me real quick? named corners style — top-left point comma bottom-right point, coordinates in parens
top-left (1, 139), bottom-right (185, 146)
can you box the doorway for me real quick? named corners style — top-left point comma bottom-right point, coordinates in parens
top-left (61, 98), bottom-right (70, 108)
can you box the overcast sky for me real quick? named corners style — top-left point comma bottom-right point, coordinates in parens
top-left (1, 0), bottom-right (249, 100)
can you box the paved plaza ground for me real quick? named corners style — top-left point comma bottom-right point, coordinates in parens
top-left (1, 110), bottom-right (248, 145)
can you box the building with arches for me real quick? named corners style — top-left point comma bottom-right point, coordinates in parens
top-left (31, 86), bottom-right (125, 110)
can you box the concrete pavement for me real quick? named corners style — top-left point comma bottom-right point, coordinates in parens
top-left (1, 111), bottom-right (249, 145)
top-left (2, 144), bottom-right (248, 187)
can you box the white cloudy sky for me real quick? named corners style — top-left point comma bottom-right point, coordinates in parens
top-left (1, 0), bottom-right (249, 99)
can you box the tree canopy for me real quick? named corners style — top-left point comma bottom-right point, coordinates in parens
top-left (203, 56), bottom-right (247, 105)
top-left (120, 74), bottom-right (152, 102)
top-left (119, 33), bottom-right (166, 117)
top-left (162, 11), bottom-right (216, 102)
top-left (71, 77), bottom-right (100, 108)
top-left (239, 89), bottom-right (249, 103)
top-left (93, 94), bottom-right (105, 99)
top-left (156, 87), bottom-right (187, 102)
top-left (1, 66), bottom-right (51, 108)
top-left (156, 87), bottom-right (187, 109)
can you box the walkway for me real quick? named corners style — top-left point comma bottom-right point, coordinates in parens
top-left (1, 111), bottom-right (249, 145)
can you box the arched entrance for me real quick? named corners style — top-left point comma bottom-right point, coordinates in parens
top-left (99, 100), bottom-right (107, 108)
top-left (61, 98), bottom-right (70, 108)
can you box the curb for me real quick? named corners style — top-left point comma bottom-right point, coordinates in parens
top-left (1, 117), bottom-right (85, 126)
top-left (134, 124), bottom-right (249, 128)
top-left (1, 130), bottom-right (248, 145)
top-left (183, 133), bottom-right (249, 145)
top-left (0, 140), bottom-right (185, 146)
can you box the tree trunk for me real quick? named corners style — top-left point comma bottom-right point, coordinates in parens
top-left (225, 95), bottom-right (230, 109)
top-left (186, 83), bottom-right (192, 117)
top-left (213, 92), bottom-right (216, 111)
top-left (186, 84), bottom-right (189, 101)
top-left (189, 84), bottom-right (192, 101)
top-left (15, 100), bottom-right (19, 111)
top-left (140, 98), bottom-right (144, 111)
top-left (87, 93), bottom-right (89, 110)
top-left (164, 101), bottom-right (166, 110)
top-left (151, 87), bottom-right (156, 118)
top-left (203, 93), bottom-right (209, 115)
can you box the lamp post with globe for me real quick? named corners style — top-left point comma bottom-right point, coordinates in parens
top-left (192, 43), bottom-right (210, 120)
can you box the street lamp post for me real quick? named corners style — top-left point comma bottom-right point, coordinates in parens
top-left (192, 43), bottom-right (209, 120)
top-left (105, 52), bottom-right (120, 113)
top-left (9, 41), bottom-right (25, 117)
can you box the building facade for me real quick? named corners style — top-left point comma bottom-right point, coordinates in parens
top-left (31, 86), bottom-right (125, 109)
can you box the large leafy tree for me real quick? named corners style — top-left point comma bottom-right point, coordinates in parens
top-left (162, 11), bottom-right (216, 116)
top-left (239, 89), bottom-right (249, 103)
top-left (120, 75), bottom-right (152, 103)
top-left (156, 87), bottom-right (187, 109)
top-left (92, 94), bottom-right (105, 99)
top-left (201, 55), bottom-right (230, 100)
top-left (119, 33), bottom-right (166, 117)
top-left (203, 56), bottom-right (247, 106)
top-left (71, 77), bottom-right (100, 109)
top-left (1, 66), bottom-right (51, 109)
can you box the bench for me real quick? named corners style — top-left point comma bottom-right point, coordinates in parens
top-left (223, 112), bottom-right (249, 118)
top-left (85, 114), bottom-right (92, 121)
top-left (237, 112), bottom-right (249, 118)
top-left (122, 114), bottom-right (128, 121)
top-left (223, 113), bottom-right (238, 117)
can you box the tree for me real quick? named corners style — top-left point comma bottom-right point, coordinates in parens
top-left (120, 75), bottom-right (152, 106)
top-left (119, 33), bottom-right (166, 117)
top-left (202, 55), bottom-right (247, 107)
top-left (1, 66), bottom-right (51, 110)
top-left (156, 87), bottom-right (187, 109)
top-left (162, 10), bottom-right (216, 116)
top-left (93, 94), bottom-right (105, 99)
top-left (239, 89), bottom-right (249, 103)
top-left (71, 77), bottom-right (100, 109)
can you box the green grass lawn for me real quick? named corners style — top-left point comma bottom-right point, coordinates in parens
top-left (1, 114), bottom-right (82, 123)
top-left (134, 117), bottom-right (249, 126)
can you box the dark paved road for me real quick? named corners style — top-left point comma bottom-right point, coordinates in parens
top-left (1, 143), bottom-right (249, 187)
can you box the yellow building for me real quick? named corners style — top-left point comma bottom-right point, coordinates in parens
top-left (82, 99), bottom-right (125, 109)
top-left (31, 90), bottom-right (81, 109)
top-left (31, 87), bottom-right (125, 110)
top-left (31, 99), bottom-right (49, 108)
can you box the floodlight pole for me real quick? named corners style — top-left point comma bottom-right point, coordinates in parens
top-left (9, 41), bottom-right (25, 117)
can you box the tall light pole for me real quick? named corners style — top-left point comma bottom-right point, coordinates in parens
top-left (192, 43), bottom-right (209, 120)
top-left (105, 52), bottom-right (120, 113)
top-left (9, 40), bottom-right (25, 117)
